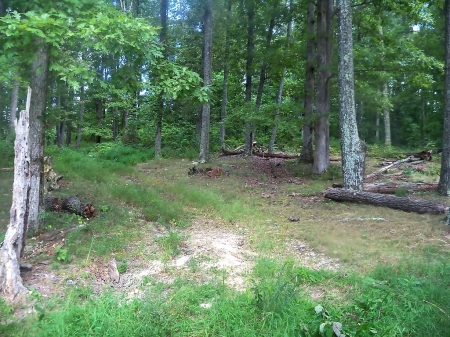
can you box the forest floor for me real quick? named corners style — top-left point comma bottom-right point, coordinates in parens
top-left (1, 148), bottom-right (450, 336)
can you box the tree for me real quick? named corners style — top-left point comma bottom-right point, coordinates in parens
top-left (438, 0), bottom-right (450, 196)
top-left (244, 0), bottom-right (255, 156)
top-left (337, 0), bottom-right (365, 190)
top-left (312, 0), bottom-right (333, 174)
top-left (220, 0), bottom-right (232, 149)
top-left (0, 88), bottom-right (31, 297)
top-left (299, 0), bottom-right (315, 162)
top-left (199, 0), bottom-right (213, 162)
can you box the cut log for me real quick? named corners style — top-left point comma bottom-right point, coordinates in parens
top-left (332, 182), bottom-right (438, 194)
top-left (252, 151), bottom-right (297, 159)
top-left (221, 147), bottom-right (298, 159)
top-left (324, 188), bottom-right (447, 214)
top-left (366, 156), bottom-right (421, 179)
top-left (221, 148), bottom-right (244, 156)
top-left (61, 197), bottom-right (95, 218)
top-left (44, 196), bottom-right (61, 211)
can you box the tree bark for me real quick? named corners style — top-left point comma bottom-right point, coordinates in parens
top-left (199, 0), bottom-right (212, 162)
top-left (9, 80), bottom-right (19, 133)
top-left (383, 82), bottom-right (391, 146)
top-left (113, 107), bottom-right (119, 141)
top-left (300, 0), bottom-right (315, 162)
top-left (439, 0), bottom-right (450, 195)
top-left (0, 88), bottom-right (32, 297)
top-left (155, 0), bottom-right (168, 158)
top-left (324, 188), bottom-right (447, 214)
top-left (312, 0), bottom-right (333, 174)
top-left (220, 0), bottom-right (232, 149)
top-left (76, 86), bottom-right (84, 149)
top-left (332, 182), bottom-right (438, 194)
top-left (28, 41), bottom-right (50, 234)
top-left (337, 0), bottom-right (365, 190)
top-left (244, 0), bottom-right (255, 156)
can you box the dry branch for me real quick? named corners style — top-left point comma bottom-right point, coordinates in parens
top-left (366, 156), bottom-right (421, 179)
top-left (332, 182), bottom-right (438, 194)
top-left (324, 188), bottom-right (447, 214)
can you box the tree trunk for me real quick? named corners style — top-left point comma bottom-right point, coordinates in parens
top-left (421, 89), bottom-right (425, 147)
top-left (244, 0), bottom-right (255, 156)
top-left (65, 121), bottom-right (72, 146)
top-left (95, 100), bottom-right (102, 144)
top-left (28, 41), bottom-right (49, 234)
top-left (220, 0), bottom-right (232, 149)
top-left (155, 0), bottom-right (168, 158)
top-left (300, 0), bottom-right (315, 162)
top-left (199, 0), bottom-right (213, 162)
top-left (332, 182), bottom-right (438, 194)
top-left (438, 0), bottom-right (450, 196)
top-left (337, 0), bottom-right (365, 190)
top-left (324, 188), bottom-right (447, 214)
top-left (9, 80), bottom-right (19, 133)
top-left (375, 110), bottom-right (380, 142)
top-left (312, 0), bottom-right (333, 174)
top-left (76, 86), bottom-right (84, 149)
top-left (0, 88), bottom-right (32, 297)
top-left (383, 82), bottom-right (391, 146)
top-left (113, 107), bottom-right (119, 141)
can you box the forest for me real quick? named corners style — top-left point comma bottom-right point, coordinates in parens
top-left (0, 0), bottom-right (450, 336)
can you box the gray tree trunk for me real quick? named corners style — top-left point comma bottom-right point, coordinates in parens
top-left (0, 88), bottom-right (32, 297)
top-left (383, 82), bottom-right (391, 146)
top-left (337, 0), bottom-right (365, 190)
top-left (76, 86), bottom-right (84, 149)
top-left (376, 110), bottom-right (380, 141)
top-left (300, 0), bottom-right (315, 162)
top-left (113, 106), bottom-right (119, 141)
top-left (220, 0), bottom-right (232, 149)
top-left (199, 0), bottom-right (213, 162)
top-left (438, 0), bottom-right (450, 196)
top-left (9, 80), bottom-right (19, 133)
top-left (155, 0), bottom-right (168, 158)
top-left (312, 0), bottom-right (333, 174)
top-left (244, 0), bottom-right (255, 156)
top-left (28, 41), bottom-right (49, 233)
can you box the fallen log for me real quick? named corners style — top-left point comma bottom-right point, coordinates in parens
top-left (45, 196), bottom-right (95, 218)
top-left (61, 197), bottom-right (95, 218)
top-left (252, 151), bottom-right (298, 159)
top-left (221, 147), bottom-right (298, 159)
top-left (324, 188), bottom-right (447, 214)
top-left (366, 156), bottom-right (421, 179)
top-left (0, 167), bottom-right (13, 171)
top-left (331, 182), bottom-right (438, 194)
top-left (221, 148), bottom-right (244, 156)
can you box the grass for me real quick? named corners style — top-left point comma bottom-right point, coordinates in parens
top-left (0, 143), bottom-right (450, 336)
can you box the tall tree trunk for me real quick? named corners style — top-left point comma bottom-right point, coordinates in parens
top-left (376, 110), bottom-right (380, 141)
top-left (95, 100), bottom-right (102, 144)
top-left (113, 107), bottom-right (119, 141)
top-left (300, 0), bottom-right (315, 162)
top-left (220, 0), bottom-right (232, 149)
top-left (0, 88), bottom-right (32, 297)
top-left (244, 0), bottom-right (255, 156)
top-left (383, 82), bottom-right (391, 146)
top-left (199, 0), bottom-right (213, 162)
top-left (28, 41), bottom-right (49, 233)
top-left (76, 86), bottom-right (84, 149)
top-left (155, 0), bottom-right (168, 158)
top-left (313, 0), bottom-right (333, 174)
top-left (9, 80), bottom-right (19, 133)
top-left (337, 0), bottom-right (365, 190)
top-left (421, 89), bottom-right (425, 147)
top-left (438, 0), bottom-right (450, 196)
top-left (255, 8), bottom-right (277, 110)
top-left (65, 121), bottom-right (71, 146)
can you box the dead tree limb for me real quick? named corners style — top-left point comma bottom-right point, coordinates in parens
top-left (332, 182), bottom-right (438, 194)
top-left (366, 156), bottom-right (420, 179)
top-left (324, 188), bottom-right (447, 214)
